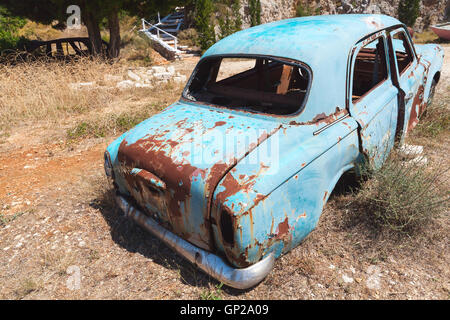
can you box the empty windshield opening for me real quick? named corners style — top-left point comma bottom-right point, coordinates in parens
top-left (183, 56), bottom-right (310, 115)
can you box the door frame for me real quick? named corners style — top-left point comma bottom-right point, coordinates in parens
top-left (345, 24), bottom-right (417, 148)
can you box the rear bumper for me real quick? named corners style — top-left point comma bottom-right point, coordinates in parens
top-left (115, 195), bottom-right (275, 290)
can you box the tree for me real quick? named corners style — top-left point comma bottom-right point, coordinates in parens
top-left (398, 0), bottom-right (420, 27)
top-left (2, 0), bottom-right (184, 58)
top-left (249, 0), bottom-right (261, 27)
top-left (194, 0), bottom-right (216, 51)
top-left (217, 0), bottom-right (242, 40)
top-left (0, 5), bottom-right (27, 51)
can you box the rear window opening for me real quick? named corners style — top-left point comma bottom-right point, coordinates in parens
top-left (183, 56), bottom-right (311, 115)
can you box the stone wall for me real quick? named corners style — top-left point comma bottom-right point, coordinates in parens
top-left (239, 0), bottom-right (449, 31)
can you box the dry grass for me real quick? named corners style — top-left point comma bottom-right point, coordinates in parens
top-left (347, 80), bottom-right (450, 237)
top-left (414, 90), bottom-right (450, 139)
top-left (350, 154), bottom-right (449, 235)
top-left (413, 29), bottom-right (440, 44)
top-left (0, 58), bottom-right (185, 140)
top-left (0, 58), bottom-right (116, 130)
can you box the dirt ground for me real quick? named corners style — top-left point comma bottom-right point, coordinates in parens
top-left (0, 46), bottom-right (449, 300)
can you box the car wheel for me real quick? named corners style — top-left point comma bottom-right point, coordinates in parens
top-left (427, 79), bottom-right (437, 108)
top-left (422, 79), bottom-right (437, 119)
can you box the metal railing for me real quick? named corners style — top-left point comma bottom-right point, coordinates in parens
top-left (141, 18), bottom-right (178, 51)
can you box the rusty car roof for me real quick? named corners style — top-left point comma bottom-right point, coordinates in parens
top-left (202, 14), bottom-right (402, 123)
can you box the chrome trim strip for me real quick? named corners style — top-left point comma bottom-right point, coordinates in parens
top-left (313, 113), bottom-right (350, 136)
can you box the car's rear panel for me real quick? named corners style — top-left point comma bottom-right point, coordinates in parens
top-left (110, 101), bottom-right (281, 251)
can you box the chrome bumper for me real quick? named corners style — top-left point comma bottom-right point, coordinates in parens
top-left (115, 195), bottom-right (275, 290)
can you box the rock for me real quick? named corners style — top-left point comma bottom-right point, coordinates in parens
top-left (366, 265), bottom-right (381, 290)
top-left (399, 144), bottom-right (424, 156)
top-left (173, 75), bottom-right (187, 84)
top-left (134, 83), bottom-right (153, 88)
top-left (341, 1), bottom-right (354, 13)
top-left (240, 1), bottom-right (448, 32)
top-left (127, 70), bottom-right (141, 82)
top-left (69, 82), bottom-right (95, 90)
top-left (154, 72), bottom-right (173, 80)
top-left (342, 274), bottom-right (354, 284)
top-left (167, 66), bottom-right (176, 75)
top-left (104, 74), bottom-right (122, 82)
top-left (116, 80), bottom-right (135, 89)
top-left (406, 156), bottom-right (428, 166)
top-left (151, 66), bottom-right (167, 74)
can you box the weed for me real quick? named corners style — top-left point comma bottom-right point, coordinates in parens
top-left (0, 211), bottom-right (25, 226)
top-left (66, 105), bottom-right (160, 140)
top-left (352, 154), bottom-right (449, 235)
top-left (414, 96), bottom-right (450, 139)
top-left (15, 278), bottom-right (38, 299)
top-left (200, 283), bottom-right (223, 300)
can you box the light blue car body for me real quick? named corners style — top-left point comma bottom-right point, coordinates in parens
top-left (105, 15), bottom-right (443, 268)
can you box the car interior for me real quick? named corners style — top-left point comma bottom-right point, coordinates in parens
top-left (352, 37), bottom-right (388, 102)
top-left (184, 57), bottom-right (310, 115)
top-left (392, 31), bottom-right (414, 75)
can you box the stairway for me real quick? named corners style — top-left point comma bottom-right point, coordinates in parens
top-left (140, 8), bottom-right (199, 60)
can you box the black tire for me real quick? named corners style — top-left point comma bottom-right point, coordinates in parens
top-left (422, 78), bottom-right (437, 119)
top-left (427, 78), bottom-right (437, 108)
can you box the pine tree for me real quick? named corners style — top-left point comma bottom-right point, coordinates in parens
top-left (218, 0), bottom-right (242, 40)
top-left (249, 0), bottom-right (261, 27)
top-left (194, 0), bottom-right (216, 51)
top-left (2, 0), bottom-right (185, 58)
top-left (398, 0), bottom-right (420, 27)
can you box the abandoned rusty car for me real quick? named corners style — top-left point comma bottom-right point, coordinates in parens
top-left (104, 15), bottom-right (444, 289)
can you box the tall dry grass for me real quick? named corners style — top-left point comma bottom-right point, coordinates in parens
top-left (351, 153), bottom-right (449, 235)
top-left (0, 58), bottom-right (115, 129)
top-left (0, 58), bottom-right (184, 137)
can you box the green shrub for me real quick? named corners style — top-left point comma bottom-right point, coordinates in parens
top-left (177, 28), bottom-right (199, 47)
top-left (66, 107), bottom-right (159, 140)
top-left (353, 154), bottom-right (449, 235)
top-left (0, 6), bottom-right (27, 52)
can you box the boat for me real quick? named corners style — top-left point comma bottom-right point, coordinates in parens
top-left (430, 22), bottom-right (450, 41)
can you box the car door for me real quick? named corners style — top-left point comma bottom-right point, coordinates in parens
top-left (348, 31), bottom-right (399, 169)
top-left (389, 27), bottom-right (424, 139)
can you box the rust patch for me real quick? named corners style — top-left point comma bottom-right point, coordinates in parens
top-left (214, 121), bottom-right (226, 127)
top-left (253, 193), bottom-right (268, 208)
top-left (276, 217), bottom-right (290, 240)
top-left (288, 108), bottom-right (348, 127)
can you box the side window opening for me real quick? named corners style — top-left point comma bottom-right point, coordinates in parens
top-left (392, 31), bottom-right (414, 75)
top-left (184, 57), bottom-right (310, 115)
top-left (352, 37), bottom-right (388, 102)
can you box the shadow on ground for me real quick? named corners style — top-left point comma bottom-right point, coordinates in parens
top-left (90, 186), bottom-right (252, 296)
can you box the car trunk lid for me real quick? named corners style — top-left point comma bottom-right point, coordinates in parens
top-left (116, 102), bottom-right (281, 251)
